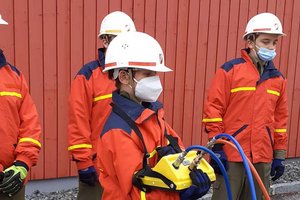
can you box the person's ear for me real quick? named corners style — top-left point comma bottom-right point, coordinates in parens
top-left (247, 39), bottom-right (255, 50)
top-left (118, 70), bottom-right (130, 84)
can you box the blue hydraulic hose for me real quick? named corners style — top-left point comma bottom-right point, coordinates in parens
top-left (185, 145), bottom-right (233, 200)
top-left (215, 133), bottom-right (257, 200)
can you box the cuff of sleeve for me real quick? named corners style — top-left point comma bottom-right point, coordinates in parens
top-left (76, 160), bottom-right (94, 170)
top-left (15, 154), bottom-right (33, 169)
top-left (274, 150), bottom-right (287, 160)
top-left (14, 160), bottom-right (29, 171)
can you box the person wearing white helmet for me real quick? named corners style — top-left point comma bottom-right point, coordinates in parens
top-left (97, 31), bottom-right (211, 200)
top-left (202, 12), bottom-right (288, 199)
top-left (67, 11), bottom-right (136, 200)
top-left (0, 15), bottom-right (42, 200)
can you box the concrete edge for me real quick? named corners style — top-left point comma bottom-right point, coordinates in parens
top-left (270, 181), bottom-right (300, 195)
top-left (199, 181), bottom-right (300, 200)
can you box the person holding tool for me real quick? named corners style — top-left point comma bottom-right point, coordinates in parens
top-left (202, 12), bottom-right (288, 199)
top-left (67, 11), bottom-right (136, 199)
top-left (0, 14), bottom-right (42, 200)
top-left (97, 31), bottom-right (211, 200)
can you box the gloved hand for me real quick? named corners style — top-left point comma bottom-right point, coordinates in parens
top-left (271, 159), bottom-right (285, 181)
top-left (0, 161), bottom-right (28, 197)
top-left (180, 168), bottom-right (211, 200)
top-left (210, 144), bottom-right (228, 175)
top-left (78, 166), bottom-right (98, 186)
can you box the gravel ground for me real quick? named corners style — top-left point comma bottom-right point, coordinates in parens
top-left (25, 160), bottom-right (300, 200)
top-left (271, 160), bottom-right (300, 184)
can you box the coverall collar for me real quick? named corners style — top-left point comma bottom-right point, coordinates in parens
top-left (98, 48), bottom-right (105, 68)
top-left (0, 49), bottom-right (7, 68)
top-left (112, 91), bottom-right (163, 123)
top-left (241, 48), bottom-right (282, 85)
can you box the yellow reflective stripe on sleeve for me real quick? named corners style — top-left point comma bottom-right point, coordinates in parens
top-left (267, 89), bottom-right (280, 96)
top-left (274, 129), bottom-right (287, 133)
top-left (19, 138), bottom-right (42, 148)
top-left (93, 93), bottom-right (112, 102)
top-left (202, 118), bottom-right (223, 122)
top-left (68, 144), bottom-right (92, 151)
top-left (141, 191), bottom-right (146, 200)
top-left (231, 87), bottom-right (256, 93)
top-left (0, 91), bottom-right (22, 98)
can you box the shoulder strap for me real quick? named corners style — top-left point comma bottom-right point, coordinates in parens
top-left (164, 128), bottom-right (182, 153)
top-left (132, 165), bottom-right (177, 192)
top-left (111, 103), bottom-right (149, 166)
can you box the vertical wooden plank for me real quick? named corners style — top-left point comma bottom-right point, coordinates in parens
top-left (206, 0), bottom-right (219, 83)
top-left (121, 0), bottom-right (134, 18)
top-left (216, 0), bottom-right (230, 67)
top-left (248, 0), bottom-right (258, 20)
top-left (279, 0), bottom-right (294, 156)
top-left (144, 0), bottom-right (156, 37)
top-left (273, 0), bottom-right (284, 70)
top-left (226, 0), bottom-right (240, 61)
top-left (155, 0), bottom-right (167, 104)
top-left (57, 0), bottom-right (71, 178)
top-left (133, 0), bottom-right (145, 32)
top-left (182, 0), bottom-right (200, 145)
top-left (267, 0), bottom-right (276, 13)
top-left (28, 0), bottom-right (44, 180)
top-left (109, 0), bottom-right (121, 12)
top-left (96, 0), bottom-right (108, 48)
top-left (236, 0), bottom-right (250, 53)
top-left (70, 0), bottom-right (84, 176)
top-left (286, 0), bottom-right (299, 157)
top-left (194, 0), bottom-right (210, 145)
top-left (173, 0), bottom-right (189, 141)
top-left (14, 0), bottom-right (29, 81)
top-left (83, 0), bottom-right (97, 63)
top-left (294, 28), bottom-right (300, 157)
top-left (0, 0), bottom-right (14, 62)
top-left (70, 0), bottom-right (83, 80)
top-left (43, 0), bottom-right (57, 179)
top-left (278, 0), bottom-right (289, 76)
top-left (163, 0), bottom-right (178, 125)
top-left (257, 0), bottom-right (267, 13)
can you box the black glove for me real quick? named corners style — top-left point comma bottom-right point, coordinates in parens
top-left (78, 166), bottom-right (98, 186)
top-left (271, 159), bottom-right (285, 181)
top-left (210, 144), bottom-right (228, 175)
top-left (0, 161), bottom-right (28, 197)
top-left (180, 168), bottom-right (211, 200)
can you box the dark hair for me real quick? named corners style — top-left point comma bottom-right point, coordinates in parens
top-left (246, 33), bottom-right (261, 42)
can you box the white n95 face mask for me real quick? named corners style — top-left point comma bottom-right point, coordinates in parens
top-left (134, 76), bottom-right (163, 102)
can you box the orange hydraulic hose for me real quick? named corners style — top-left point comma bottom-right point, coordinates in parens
top-left (216, 139), bottom-right (271, 200)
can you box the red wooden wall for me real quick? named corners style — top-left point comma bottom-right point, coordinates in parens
top-left (0, 0), bottom-right (300, 180)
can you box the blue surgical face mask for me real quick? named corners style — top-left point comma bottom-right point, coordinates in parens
top-left (255, 45), bottom-right (276, 62)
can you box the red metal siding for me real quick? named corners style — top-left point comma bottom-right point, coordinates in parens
top-left (0, 0), bottom-right (299, 180)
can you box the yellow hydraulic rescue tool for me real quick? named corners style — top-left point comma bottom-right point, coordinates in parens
top-left (140, 151), bottom-right (216, 190)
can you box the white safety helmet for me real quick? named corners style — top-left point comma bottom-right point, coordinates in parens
top-left (103, 32), bottom-right (172, 77)
top-left (98, 11), bottom-right (136, 38)
top-left (0, 15), bottom-right (8, 25)
top-left (243, 12), bottom-right (285, 39)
